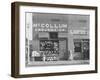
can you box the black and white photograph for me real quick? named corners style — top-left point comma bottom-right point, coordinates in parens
top-left (11, 2), bottom-right (97, 78)
top-left (25, 13), bottom-right (90, 66)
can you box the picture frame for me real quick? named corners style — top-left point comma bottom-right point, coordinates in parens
top-left (11, 2), bottom-right (98, 78)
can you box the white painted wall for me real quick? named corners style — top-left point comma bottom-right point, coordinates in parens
top-left (0, 0), bottom-right (100, 80)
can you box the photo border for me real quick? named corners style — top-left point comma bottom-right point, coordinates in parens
top-left (11, 2), bottom-right (98, 78)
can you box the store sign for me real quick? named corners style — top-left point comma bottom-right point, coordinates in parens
top-left (69, 30), bottom-right (88, 35)
top-left (33, 23), bottom-right (68, 32)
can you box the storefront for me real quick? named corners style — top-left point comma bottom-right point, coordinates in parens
top-left (31, 25), bottom-right (69, 62)
top-left (26, 13), bottom-right (90, 66)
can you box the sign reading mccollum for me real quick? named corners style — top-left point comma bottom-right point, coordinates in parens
top-left (33, 23), bottom-right (68, 32)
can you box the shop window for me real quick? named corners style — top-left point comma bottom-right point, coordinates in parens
top-left (74, 39), bottom-right (89, 60)
top-left (40, 40), bottom-right (59, 61)
top-left (74, 41), bottom-right (82, 52)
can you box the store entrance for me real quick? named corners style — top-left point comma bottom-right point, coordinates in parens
top-left (74, 39), bottom-right (89, 60)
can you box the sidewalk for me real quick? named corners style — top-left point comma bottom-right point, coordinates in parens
top-left (27, 60), bottom-right (89, 67)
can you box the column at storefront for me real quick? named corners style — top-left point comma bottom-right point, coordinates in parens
top-left (25, 13), bottom-right (33, 64)
top-left (68, 33), bottom-right (74, 60)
